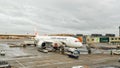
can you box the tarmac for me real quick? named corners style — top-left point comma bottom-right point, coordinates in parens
top-left (0, 39), bottom-right (120, 68)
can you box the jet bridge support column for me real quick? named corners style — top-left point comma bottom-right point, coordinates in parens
top-left (60, 46), bottom-right (65, 54)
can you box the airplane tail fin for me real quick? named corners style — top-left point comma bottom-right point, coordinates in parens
top-left (34, 27), bottom-right (39, 37)
top-left (34, 32), bottom-right (39, 36)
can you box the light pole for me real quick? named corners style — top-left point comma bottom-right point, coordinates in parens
top-left (119, 26), bottom-right (120, 36)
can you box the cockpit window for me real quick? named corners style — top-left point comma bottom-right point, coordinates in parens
top-left (75, 40), bottom-right (79, 42)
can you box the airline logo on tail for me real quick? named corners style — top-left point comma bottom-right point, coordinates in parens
top-left (34, 27), bottom-right (39, 36)
top-left (35, 32), bottom-right (39, 36)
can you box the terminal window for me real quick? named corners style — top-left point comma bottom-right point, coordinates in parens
top-left (92, 39), bottom-right (94, 41)
top-left (111, 38), bottom-right (114, 40)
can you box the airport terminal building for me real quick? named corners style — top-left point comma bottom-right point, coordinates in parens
top-left (0, 34), bottom-right (35, 39)
top-left (0, 33), bottom-right (119, 45)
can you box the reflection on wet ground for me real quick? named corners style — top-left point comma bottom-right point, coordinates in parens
top-left (0, 43), bottom-right (55, 60)
top-left (0, 43), bottom-right (117, 58)
top-left (0, 44), bottom-right (27, 58)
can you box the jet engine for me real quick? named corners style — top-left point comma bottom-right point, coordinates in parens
top-left (37, 41), bottom-right (45, 49)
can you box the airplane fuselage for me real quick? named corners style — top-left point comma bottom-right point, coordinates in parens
top-left (35, 36), bottom-right (83, 48)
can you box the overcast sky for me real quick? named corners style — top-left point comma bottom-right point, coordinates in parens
top-left (0, 0), bottom-right (120, 36)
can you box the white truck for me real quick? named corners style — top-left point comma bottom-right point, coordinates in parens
top-left (0, 50), bottom-right (5, 56)
top-left (66, 48), bottom-right (80, 59)
top-left (0, 60), bottom-right (11, 68)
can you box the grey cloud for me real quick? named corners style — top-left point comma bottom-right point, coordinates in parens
top-left (0, 0), bottom-right (119, 35)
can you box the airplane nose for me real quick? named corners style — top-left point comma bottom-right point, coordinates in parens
top-left (74, 42), bottom-right (83, 48)
top-left (78, 42), bottom-right (83, 47)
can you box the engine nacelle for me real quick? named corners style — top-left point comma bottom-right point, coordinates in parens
top-left (37, 41), bottom-right (46, 49)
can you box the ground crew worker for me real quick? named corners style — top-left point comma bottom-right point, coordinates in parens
top-left (59, 45), bottom-right (65, 54)
top-left (86, 44), bottom-right (92, 54)
top-left (110, 50), bottom-right (113, 55)
top-left (58, 42), bottom-right (65, 54)
top-left (61, 46), bottom-right (65, 54)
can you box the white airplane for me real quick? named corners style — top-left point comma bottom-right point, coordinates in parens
top-left (34, 32), bottom-right (83, 49)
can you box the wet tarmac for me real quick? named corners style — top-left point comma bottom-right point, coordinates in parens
top-left (0, 40), bottom-right (120, 68)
